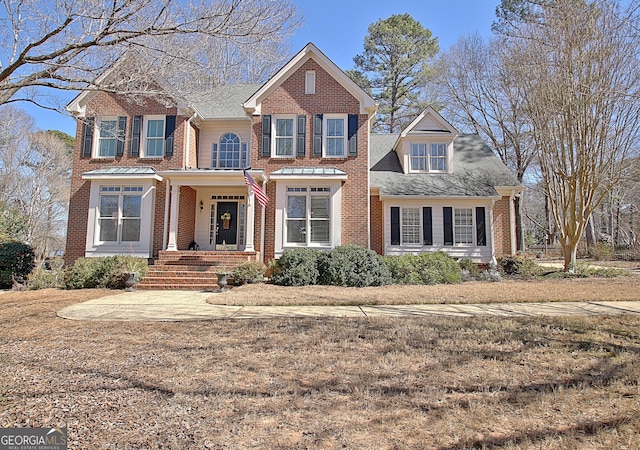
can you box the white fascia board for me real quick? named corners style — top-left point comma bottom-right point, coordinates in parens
top-left (495, 186), bottom-right (525, 196)
top-left (378, 194), bottom-right (500, 202)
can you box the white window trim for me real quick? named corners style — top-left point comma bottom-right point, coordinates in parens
top-left (94, 117), bottom-right (119, 159)
top-left (407, 141), bottom-right (450, 173)
top-left (400, 206), bottom-right (422, 246)
top-left (271, 115), bottom-right (297, 158)
top-left (274, 181), bottom-right (342, 257)
top-left (141, 115), bottom-right (166, 159)
top-left (454, 207), bottom-right (475, 247)
top-left (215, 132), bottom-right (243, 168)
top-left (85, 181), bottom-right (155, 258)
top-left (284, 186), bottom-right (332, 247)
top-left (323, 114), bottom-right (347, 159)
top-left (305, 70), bottom-right (316, 95)
top-left (430, 143), bottom-right (448, 173)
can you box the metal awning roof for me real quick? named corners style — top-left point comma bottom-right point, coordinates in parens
top-left (269, 167), bottom-right (348, 179)
top-left (82, 167), bottom-right (162, 180)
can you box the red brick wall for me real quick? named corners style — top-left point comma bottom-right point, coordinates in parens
top-left (370, 193), bottom-right (384, 255)
top-left (177, 186), bottom-right (197, 250)
top-left (250, 59), bottom-right (370, 262)
top-left (65, 92), bottom-right (187, 265)
top-left (493, 196), bottom-right (513, 257)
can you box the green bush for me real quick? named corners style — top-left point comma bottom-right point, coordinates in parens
top-left (27, 257), bottom-right (65, 289)
top-left (384, 251), bottom-right (462, 285)
top-left (498, 255), bottom-right (541, 278)
top-left (0, 241), bottom-right (35, 288)
top-left (318, 245), bottom-right (392, 287)
top-left (64, 255), bottom-right (148, 289)
top-left (270, 248), bottom-right (321, 286)
top-left (458, 258), bottom-right (480, 279)
top-left (233, 261), bottom-right (267, 284)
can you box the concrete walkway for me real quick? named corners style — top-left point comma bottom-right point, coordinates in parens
top-left (57, 290), bottom-right (640, 322)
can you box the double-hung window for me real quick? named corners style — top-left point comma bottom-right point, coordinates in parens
top-left (409, 142), bottom-right (448, 172)
top-left (275, 117), bottom-right (295, 157)
top-left (98, 186), bottom-right (143, 243)
top-left (454, 208), bottom-right (474, 245)
top-left (401, 208), bottom-right (421, 245)
top-left (144, 116), bottom-right (165, 157)
top-left (410, 144), bottom-right (427, 171)
top-left (97, 119), bottom-right (118, 158)
top-left (285, 187), bottom-right (331, 246)
top-left (430, 143), bottom-right (447, 171)
top-left (324, 115), bottom-right (346, 157)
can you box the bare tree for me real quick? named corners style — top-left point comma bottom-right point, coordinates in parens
top-left (437, 33), bottom-right (536, 251)
top-left (0, 106), bottom-right (72, 257)
top-left (505, 0), bottom-right (640, 270)
top-left (0, 0), bottom-right (300, 109)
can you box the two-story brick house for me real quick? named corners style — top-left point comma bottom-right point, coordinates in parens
top-left (65, 43), bottom-right (522, 289)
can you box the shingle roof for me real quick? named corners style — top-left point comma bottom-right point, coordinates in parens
top-left (370, 134), bottom-right (521, 197)
top-left (189, 84), bottom-right (262, 119)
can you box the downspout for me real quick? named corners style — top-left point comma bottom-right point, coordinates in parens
top-left (163, 179), bottom-right (170, 250)
top-left (184, 112), bottom-right (197, 169)
top-left (489, 198), bottom-right (497, 265)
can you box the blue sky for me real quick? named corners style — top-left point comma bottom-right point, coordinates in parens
top-left (23, 0), bottom-right (499, 136)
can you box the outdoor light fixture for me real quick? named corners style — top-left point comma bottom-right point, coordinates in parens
top-left (199, 200), bottom-right (204, 211)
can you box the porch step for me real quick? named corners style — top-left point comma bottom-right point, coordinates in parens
top-left (136, 250), bottom-right (258, 290)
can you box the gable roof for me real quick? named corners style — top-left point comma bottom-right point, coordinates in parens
top-left (188, 84), bottom-right (262, 120)
top-left (371, 134), bottom-right (521, 198)
top-left (243, 43), bottom-right (377, 116)
top-left (393, 106), bottom-right (458, 151)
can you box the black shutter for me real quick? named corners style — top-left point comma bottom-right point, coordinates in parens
top-left (391, 207), bottom-right (400, 245)
top-left (164, 115), bottom-right (176, 157)
top-left (297, 115), bottom-right (306, 157)
top-left (476, 207), bottom-right (486, 246)
top-left (116, 116), bottom-right (127, 157)
top-left (313, 114), bottom-right (323, 157)
top-left (131, 116), bottom-right (141, 157)
top-left (422, 207), bottom-right (433, 245)
top-left (82, 117), bottom-right (94, 158)
top-left (348, 114), bottom-right (358, 156)
top-left (443, 207), bottom-right (453, 246)
top-left (261, 115), bottom-right (271, 157)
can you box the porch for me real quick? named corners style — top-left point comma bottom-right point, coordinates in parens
top-left (136, 250), bottom-right (258, 291)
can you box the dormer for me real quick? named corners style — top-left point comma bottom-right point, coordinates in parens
top-left (393, 107), bottom-right (458, 174)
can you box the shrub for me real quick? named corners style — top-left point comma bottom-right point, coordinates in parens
top-left (591, 242), bottom-right (613, 261)
top-left (27, 257), bottom-right (65, 290)
top-left (384, 251), bottom-right (462, 285)
top-left (0, 241), bottom-right (36, 289)
top-left (270, 248), bottom-right (321, 286)
top-left (498, 255), bottom-right (540, 278)
top-left (233, 261), bottom-right (267, 285)
top-left (458, 258), bottom-right (480, 278)
top-left (318, 245), bottom-right (392, 287)
top-left (64, 255), bottom-right (148, 289)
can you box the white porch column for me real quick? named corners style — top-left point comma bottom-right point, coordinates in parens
top-left (244, 191), bottom-right (256, 251)
top-left (166, 184), bottom-right (181, 251)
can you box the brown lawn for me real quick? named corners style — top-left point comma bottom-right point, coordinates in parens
top-left (1, 277), bottom-right (639, 449)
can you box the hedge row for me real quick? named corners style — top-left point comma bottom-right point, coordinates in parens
top-left (270, 246), bottom-right (462, 287)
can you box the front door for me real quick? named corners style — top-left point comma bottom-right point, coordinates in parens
top-left (215, 201), bottom-right (238, 249)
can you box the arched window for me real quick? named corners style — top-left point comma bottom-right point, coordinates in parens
top-left (218, 133), bottom-right (246, 169)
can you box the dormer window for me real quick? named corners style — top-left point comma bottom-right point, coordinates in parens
top-left (409, 143), bottom-right (448, 172)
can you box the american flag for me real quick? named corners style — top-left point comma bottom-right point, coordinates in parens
top-left (243, 170), bottom-right (269, 208)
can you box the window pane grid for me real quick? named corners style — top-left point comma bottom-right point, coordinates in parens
top-left (219, 133), bottom-right (241, 168)
top-left (430, 143), bottom-right (447, 171)
top-left (455, 208), bottom-right (474, 244)
top-left (325, 118), bottom-right (345, 157)
top-left (98, 186), bottom-right (143, 243)
top-left (401, 208), bottom-right (421, 244)
top-left (275, 118), bottom-right (294, 156)
top-left (285, 188), bottom-right (331, 246)
top-left (146, 119), bottom-right (165, 157)
top-left (410, 144), bottom-right (427, 171)
top-left (98, 120), bottom-right (117, 157)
